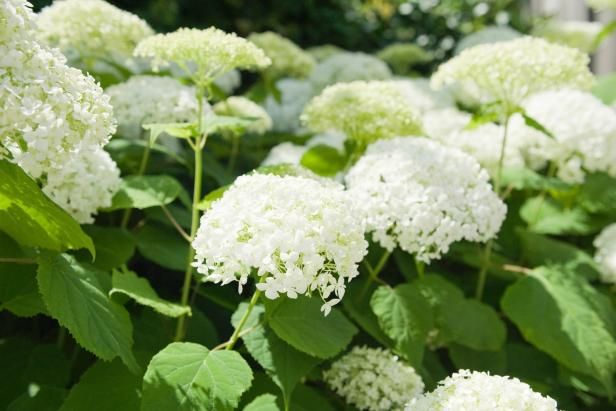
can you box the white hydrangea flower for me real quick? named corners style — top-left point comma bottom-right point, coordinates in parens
top-left (594, 223), bottom-right (616, 285)
top-left (213, 69), bottom-right (241, 95)
top-left (301, 81), bottom-right (423, 145)
top-left (433, 37), bottom-right (594, 108)
top-left (134, 27), bottom-right (271, 87)
top-left (587, 0), bottom-right (616, 10)
top-left (324, 346), bottom-right (424, 411)
top-left (345, 137), bottom-right (506, 262)
top-left (248, 31), bottom-right (315, 79)
top-left (42, 146), bottom-right (121, 224)
top-left (394, 78), bottom-right (455, 113)
top-left (213, 96), bottom-right (272, 135)
top-left (521, 89), bottom-right (616, 183)
top-left (309, 52), bottom-right (392, 92)
top-left (1, 0), bottom-right (35, 38)
top-left (192, 173), bottom-right (368, 313)
top-left (534, 20), bottom-right (603, 53)
top-left (454, 26), bottom-right (522, 55)
top-left (37, 0), bottom-right (154, 64)
top-left (422, 108), bottom-right (471, 140)
top-left (264, 78), bottom-right (315, 133)
top-left (106, 75), bottom-right (204, 139)
top-left (406, 370), bottom-right (559, 411)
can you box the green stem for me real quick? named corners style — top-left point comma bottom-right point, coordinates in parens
top-left (226, 289), bottom-right (262, 351)
top-left (120, 143), bottom-right (151, 229)
top-left (530, 162), bottom-right (558, 226)
top-left (494, 114), bottom-right (511, 197)
top-left (415, 258), bottom-right (425, 279)
top-left (0, 257), bottom-right (36, 264)
top-left (475, 239), bottom-right (493, 300)
top-left (357, 250), bottom-right (391, 300)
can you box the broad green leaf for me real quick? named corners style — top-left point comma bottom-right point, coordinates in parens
top-left (201, 113), bottom-right (256, 136)
top-left (110, 269), bottom-right (190, 317)
top-left (520, 196), bottom-right (599, 235)
top-left (107, 175), bottom-right (183, 211)
top-left (370, 285), bottom-right (434, 366)
top-left (59, 360), bottom-right (141, 411)
top-left (289, 385), bottom-right (336, 411)
top-left (24, 345), bottom-right (70, 388)
top-left (197, 185), bottom-right (230, 211)
top-left (501, 266), bottom-right (616, 391)
top-left (232, 304), bottom-right (321, 404)
top-left (143, 122), bottom-right (198, 146)
top-left (266, 296), bottom-right (357, 359)
top-left (79, 226), bottom-right (135, 271)
top-left (0, 159), bottom-right (94, 256)
top-left (0, 265), bottom-right (46, 317)
top-left (141, 342), bottom-right (253, 411)
top-left (37, 253), bottom-right (138, 373)
top-left (449, 344), bottom-right (507, 374)
top-left (441, 299), bottom-right (506, 351)
top-left (135, 223), bottom-right (188, 271)
top-left (593, 72), bottom-right (616, 105)
top-left (8, 386), bottom-right (66, 411)
top-left (505, 343), bottom-right (558, 391)
top-left (577, 172), bottom-right (616, 214)
top-left (244, 394), bottom-right (280, 411)
top-left (300, 145), bottom-right (347, 177)
top-left (342, 278), bottom-right (392, 346)
top-left (500, 167), bottom-right (571, 191)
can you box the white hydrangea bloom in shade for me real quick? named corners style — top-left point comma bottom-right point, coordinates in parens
top-left (406, 370), bottom-right (558, 411)
top-left (37, 0), bottom-right (153, 64)
top-left (587, 0), bottom-right (616, 10)
top-left (422, 108), bottom-right (471, 140)
top-left (521, 89), bottom-right (616, 183)
top-left (42, 146), bottom-right (121, 224)
top-left (324, 346), bottom-right (424, 411)
top-left (213, 96), bottom-right (272, 135)
top-left (594, 223), bottom-right (616, 285)
top-left (248, 31), bottom-right (315, 79)
top-left (433, 37), bottom-right (594, 108)
top-left (309, 52), bottom-right (392, 92)
top-left (192, 173), bottom-right (368, 313)
top-left (106, 75), bottom-right (204, 139)
top-left (454, 26), bottom-right (521, 55)
top-left (302, 81), bottom-right (423, 145)
top-left (134, 27), bottom-right (271, 87)
top-left (264, 78), bottom-right (315, 133)
top-left (534, 20), bottom-right (603, 53)
top-left (345, 137), bottom-right (506, 262)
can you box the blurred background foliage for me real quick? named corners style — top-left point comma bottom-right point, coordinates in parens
top-left (30, 0), bottom-right (532, 67)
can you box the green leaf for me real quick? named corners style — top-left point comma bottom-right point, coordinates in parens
top-left (0, 265), bottom-right (46, 317)
top-left (232, 304), bottom-right (321, 404)
top-left (593, 21), bottom-right (616, 53)
top-left (143, 122), bottom-right (198, 146)
top-left (59, 360), bottom-right (141, 411)
top-left (266, 296), bottom-right (357, 359)
top-left (289, 385), bottom-right (336, 411)
top-left (500, 167), bottom-right (571, 191)
top-left (577, 172), bottom-right (616, 214)
top-left (37, 253), bottom-right (138, 373)
top-left (244, 394), bottom-right (280, 411)
top-left (107, 175), bottom-right (183, 211)
top-left (135, 223), bottom-right (188, 271)
top-left (79, 226), bottom-right (135, 271)
top-left (24, 345), bottom-right (70, 388)
top-left (196, 185), bottom-right (230, 211)
top-left (505, 342), bottom-right (558, 390)
top-left (300, 145), bottom-right (347, 177)
top-left (370, 285), bottom-right (434, 366)
top-left (520, 112), bottom-right (555, 139)
top-left (593, 72), bottom-right (616, 105)
top-left (464, 108), bottom-right (500, 130)
top-left (0, 338), bottom-right (34, 406)
top-left (185, 308), bottom-right (220, 349)
top-left (0, 159), bottom-right (94, 256)
top-left (110, 269), bottom-right (190, 318)
top-left (441, 299), bottom-right (506, 351)
top-left (201, 113), bottom-right (256, 136)
top-left (501, 266), bottom-right (616, 391)
top-left (8, 386), bottom-right (66, 411)
top-left (342, 278), bottom-right (392, 345)
top-left (141, 342), bottom-right (253, 411)
top-left (520, 196), bottom-right (599, 235)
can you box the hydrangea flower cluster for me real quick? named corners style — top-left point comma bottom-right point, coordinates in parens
top-left (309, 52), bottom-right (392, 92)
top-left (106, 75), bottom-right (204, 140)
top-left (422, 108), bottom-right (471, 140)
top-left (324, 346), bottom-right (424, 411)
top-left (394, 79), bottom-right (455, 113)
top-left (594, 223), bottom-right (616, 285)
top-left (248, 31), bottom-right (315, 79)
top-left (301, 81), bottom-right (423, 145)
top-left (406, 370), bottom-right (559, 411)
top-left (454, 26), bottom-right (521, 55)
top-left (345, 137), bottom-right (506, 262)
top-left (534, 20), bottom-right (603, 53)
top-left (134, 27), bottom-right (271, 87)
top-left (192, 173), bottom-right (368, 314)
top-left (213, 97), bottom-right (273, 135)
top-left (37, 0), bottom-right (153, 64)
top-left (521, 89), bottom-right (616, 183)
top-left (376, 43), bottom-right (432, 75)
top-left (264, 78), bottom-right (315, 133)
top-left (433, 37), bottom-right (594, 108)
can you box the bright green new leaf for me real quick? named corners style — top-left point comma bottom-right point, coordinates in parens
top-left (143, 122), bottom-right (198, 146)
top-left (36, 253), bottom-right (139, 373)
top-left (197, 185), bottom-right (230, 211)
top-left (0, 159), bottom-right (94, 256)
top-left (107, 175), bottom-right (183, 211)
top-left (520, 196), bottom-right (600, 235)
top-left (243, 394), bottom-right (280, 411)
top-left (300, 144), bottom-right (347, 177)
top-left (141, 342), bottom-right (253, 411)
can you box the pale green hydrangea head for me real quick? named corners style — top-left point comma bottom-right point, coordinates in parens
top-left (376, 43), bottom-right (432, 75)
top-left (37, 0), bottom-right (153, 64)
top-left (534, 20), bottom-right (603, 53)
top-left (134, 27), bottom-right (271, 87)
top-left (213, 96), bottom-right (273, 135)
top-left (301, 80), bottom-right (423, 145)
top-left (248, 31), bottom-right (315, 79)
top-left (433, 36), bottom-right (594, 109)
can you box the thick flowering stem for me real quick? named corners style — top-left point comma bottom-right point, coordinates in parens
top-left (226, 288), bottom-right (262, 351)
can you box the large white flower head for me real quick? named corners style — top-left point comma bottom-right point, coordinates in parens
top-left (534, 20), bottom-right (603, 54)
top-left (433, 37), bottom-right (594, 109)
top-left (264, 78), bottom-right (315, 133)
top-left (376, 43), bottom-right (432, 75)
top-left (192, 173), bottom-right (368, 313)
top-left (345, 137), bottom-right (506, 263)
top-left (454, 26), bottom-right (522, 55)
top-left (394, 78), bottom-right (455, 113)
top-left (134, 27), bottom-right (271, 87)
top-left (324, 346), bottom-right (424, 411)
top-left (42, 146), bottom-right (121, 224)
top-left (37, 0), bottom-right (153, 64)
top-left (309, 52), bottom-right (392, 92)
top-left (1, 0), bottom-right (35, 39)
top-left (301, 81), bottom-right (423, 146)
top-left (106, 75), bottom-right (204, 139)
top-left (213, 96), bottom-right (272, 135)
top-left (521, 89), bottom-right (616, 183)
top-left (422, 108), bottom-right (471, 140)
top-left (248, 31), bottom-right (315, 79)
top-left (406, 370), bottom-right (559, 411)
top-left (594, 223), bottom-right (616, 285)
